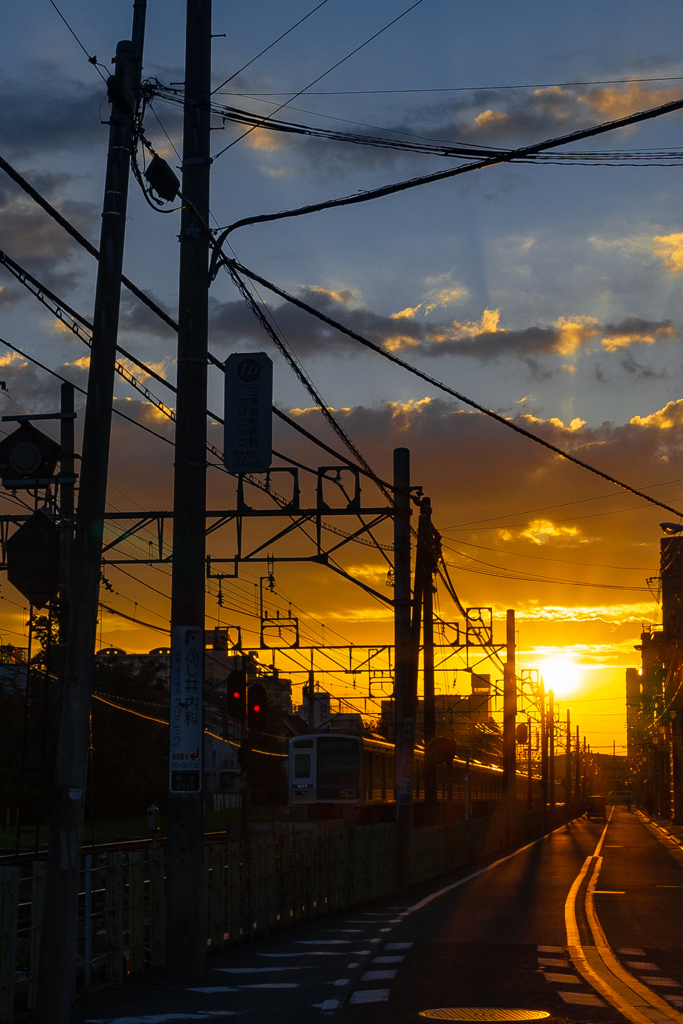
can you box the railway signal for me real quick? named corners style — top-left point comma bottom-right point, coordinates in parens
top-left (226, 670), bottom-right (246, 720)
top-left (247, 683), bottom-right (267, 732)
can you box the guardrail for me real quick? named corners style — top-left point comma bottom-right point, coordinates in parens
top-left (0, 804), bottom-right (577, 1022)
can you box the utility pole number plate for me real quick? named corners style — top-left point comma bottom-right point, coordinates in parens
top-left (169, 625), bottom-right (203, 793)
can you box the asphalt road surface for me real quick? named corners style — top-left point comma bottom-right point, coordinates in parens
top-left (72, 809), bottom-right (683, 1024)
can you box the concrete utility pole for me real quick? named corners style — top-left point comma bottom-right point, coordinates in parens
top-left (393, 448), bottom-right (413, 889)
top-left (575, 724), bottom-right (581, 807)
top-left (540, 683), bottom-right (548, 831)
top-left (166, 0), bottom-right (212, 977)
top-left (503, 609), bottom-right (516, 811)
top-left (549, 690), bottom-right (555, 813)
top-left (36, 8), bottom-right (146, 1020)
top-left (420, 497), bottom-right (439, 821)
top-left (565, 709), bottom-right (571, 812)
top-left (527, 714), bottom-right (533, 810)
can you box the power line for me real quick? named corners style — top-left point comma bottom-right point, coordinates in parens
top-left (211, 0), bottom-right (332, 94)
top-left (47, 0), bottom-right (108, 82)
top-left (211, 0), bottom-right (426, 160)
top-left (210, 91), bottom-right (683, 248)
top-left (215, 75), bottom-right (683, 96)
top-left (222, 258), bottom-right (683, 522)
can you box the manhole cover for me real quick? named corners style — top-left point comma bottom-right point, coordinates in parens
top-left (420, 1011), bottom-right (550, 1021)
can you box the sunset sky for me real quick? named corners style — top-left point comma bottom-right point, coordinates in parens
top-left (3, 0), bottom-right (683, 752)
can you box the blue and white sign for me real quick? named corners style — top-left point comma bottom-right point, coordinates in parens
top-left (224, 352), bottom-right (273, 474)
top-left (169, 625), bottom-right (203, 793)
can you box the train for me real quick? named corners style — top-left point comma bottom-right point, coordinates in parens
top-left (288, 730), bottom-right (548, 824)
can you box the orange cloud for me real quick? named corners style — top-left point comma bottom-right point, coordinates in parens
top-left (630, 398), bottom-right (683, 430)
top-left (578, 83), bottom-right (681, 120)
top-left (474, 109), bottom-right (508, 127)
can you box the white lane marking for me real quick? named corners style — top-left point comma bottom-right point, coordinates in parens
top-left (619, 949), bottom-right (647, 956)
top-left (538, 958), bottom-right (571, 968)
top-left (361, 970), bottom-right (397, 981)
top-left (325, 929), bottom-right (364, 933)
top-left (313, 1000), bottom-right (340, 1011)
top-left (543, 973), bottom-right (581, 984)
top-left (387, 919), bottom-right (403, 923)
top-left (558, 992), bottom-right (605, 1006)
top-left (625, 963), bottom-right (661, 971)
top-left (347, 963), bottom-right (360, 968)
top-left (216, 967), bottom-right (315, 974)
top-left (643, 979), bottom-right (682, 988)
top-left (238, 983), bottom-right (300, 989)
top-left (259, 950), bottom-right (371, 957)
top-left (85, 1016), bottom-right (233, 1024)
top-left (332, 979), bottom-right (349, 986)
top-left (378, 929), bottom-right (391, 933)
top-left (350, 990), bottom-right (390, 1004)
top-left (384, 942), bottom-right (413, 950)
top-left (373, 956), bottom-right (404, 964)
top-left (592, 890), bottom-right (625, 894)
top-left (296, 940), bottom-right (351, 945)
top-left (405, 820), bottom-right (574, 915)
top-left (537, 945), bottom-right (566, 953)
top-left (369, 938), bottom-right (382, 943)
top-left (188, 988), bottom-right (237, 994)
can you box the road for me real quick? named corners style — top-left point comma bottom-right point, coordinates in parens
top-left (72, 810), bottom-right (683, 1024)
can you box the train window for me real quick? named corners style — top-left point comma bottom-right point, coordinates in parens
top-left (294, 752), bottom-right (312, 778)
top-left (292, 739), bottom-right (313, 748)
top-left (317, 737), bottom-right (360, 785)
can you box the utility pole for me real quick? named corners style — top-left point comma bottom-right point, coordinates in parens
top-left (575, 724), bottom-right (581, 808)
top-left (503, 609), bottom-right (516, 817)
top-left (565, 709), bottom-right (571, 814)
top-left (58, 382), bottom-right (74, 681)
top-left (527, 713), bottom-right (533, 810)
top-left (307, 669), bottom-right (315, 729)
top-left (166, 0), bottom-right (212, 977)
top-left (393, 448), bottom-right (413, 890)
top-left (540, 683), bottom-right (548, 832)
top-left (548, 690), bottom-right (555, 816)
top-left (37, 8), bottom-right (146, 1020)
top-left (421, 496), bottom-right (439, 822)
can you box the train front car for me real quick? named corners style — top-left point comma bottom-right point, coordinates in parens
top-left (289, 734), bottom-right (363, 820)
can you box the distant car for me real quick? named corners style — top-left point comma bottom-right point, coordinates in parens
top-left (586, 795), bottom-right (606, 820)
top-left (606, 790), bottom-right (632, 807)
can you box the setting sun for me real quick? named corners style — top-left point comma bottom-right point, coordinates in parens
top-left (539, 656), bottom-right (582, 699)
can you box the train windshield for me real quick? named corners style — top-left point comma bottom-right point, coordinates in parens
top-left (316, 737), bottom-right (359, 785)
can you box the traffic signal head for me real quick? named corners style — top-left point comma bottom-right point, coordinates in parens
top-left (247, 683), bottom-right (267, 732)
top-left (226, 670), bottom-right (246, 720)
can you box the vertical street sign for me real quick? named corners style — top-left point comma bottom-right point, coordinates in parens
top-left (169, 625), bottom-right (203, 793)
top-left (224, 352), bottom-right (273, 473)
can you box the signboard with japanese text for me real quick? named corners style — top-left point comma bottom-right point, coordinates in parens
top-left (224, 352), bottom-right (273, 474)
top-left (169, 625), bottom-right (203, 793)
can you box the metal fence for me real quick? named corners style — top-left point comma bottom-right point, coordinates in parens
top-left (0, 805), bottom-right (573, 1022)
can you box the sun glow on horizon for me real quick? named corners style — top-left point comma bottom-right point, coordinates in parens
top-left (539, 656), bottom-right (582, 699)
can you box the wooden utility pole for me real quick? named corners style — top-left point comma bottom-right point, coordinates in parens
top-left (166, 0), bottom-right (212, 976)
top-left (36, 8), bottom-right (146, 1020)
top-left (393, 448), bottom-right (413, 889)
top-left (503, 610), bottom-right (517, 811)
